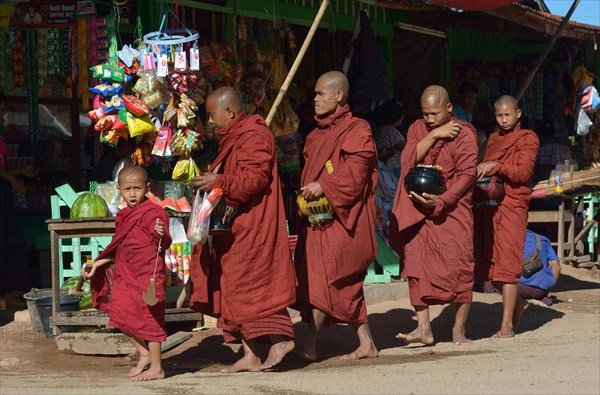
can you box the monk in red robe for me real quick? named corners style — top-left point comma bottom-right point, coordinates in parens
top-left (389, 85), bottom-right (477, 345)
top-left (475, 95), bottom-right (539, 338)
top-left (189, 86), bottom-right (296, 373)
top-left (84, 165), bottom-right (171, 381)
top-left (294, 71), bottom-right (379, 361)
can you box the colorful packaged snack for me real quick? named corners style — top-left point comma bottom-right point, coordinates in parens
top-left (123, 94), bottom-right (149, 116)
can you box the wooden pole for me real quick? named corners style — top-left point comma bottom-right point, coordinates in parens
top-left (266, 0), bottom-right (330, 126)
top-left (516, 0), bottom-right (580, 102)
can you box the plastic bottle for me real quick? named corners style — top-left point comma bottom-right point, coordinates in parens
top-left (554, 165), bottom-right (563, 193)
top-left (183, 243), bottom-right (190, 284)
top-left (176, 255), bottom-right (184, 285)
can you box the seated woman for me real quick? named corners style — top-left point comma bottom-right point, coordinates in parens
top-left (518, 230), bottom-right (561, 306)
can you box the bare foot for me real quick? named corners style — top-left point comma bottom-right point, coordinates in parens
top-left (128, 353), bottom-right (150, 377)
top-left (131, 367), bottom-right (164, 381)
top-left (494, 326), bottom-right (515, 338)
top-left (340, 344), bottom-right (379, 360)
top-left (221, 354), bottom-right (262, 374)
top-left (513, 300), bottom-right (529, 329)
top-left (396, 328), bottom-right (434, 346)
top-left (452, 326), bottom-right (472, 345)
top-left (261, 340), bottom-right (295, 370)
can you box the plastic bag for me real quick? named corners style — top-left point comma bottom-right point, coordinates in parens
top-left (187, 188), bottom-right (223, 245)
top-left (577, 109), bottom-right (593, 136)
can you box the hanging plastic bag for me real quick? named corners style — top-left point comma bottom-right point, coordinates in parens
top-left (187, 188), bottom-right (223, 245)
top-left (577, 109), bottom-right (593, 136)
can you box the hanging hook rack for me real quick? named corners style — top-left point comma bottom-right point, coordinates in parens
top-left (143, 8), bottom-right (199, 46)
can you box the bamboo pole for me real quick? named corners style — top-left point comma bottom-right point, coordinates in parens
top-left (516, 0), bottom-right (580, 102)
top-left (266, 0), bottom-right (330, 127)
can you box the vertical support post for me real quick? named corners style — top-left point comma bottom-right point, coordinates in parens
top-left (50, 228), bottom-right (61, 337)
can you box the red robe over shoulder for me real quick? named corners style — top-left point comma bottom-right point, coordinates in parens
top-left (474, 123), bottom-right (539, 283)
top-left (389, 117), bottom-right (477, 306)
top-left (91, 199), bottom-right (172, 342)
top-left (294, 105), bottom-right (378, 324)
top-left (189, 113), bottom-right (295, 342)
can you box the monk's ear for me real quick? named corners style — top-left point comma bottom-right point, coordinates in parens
top-left (226, 106), bottom-right (235, 119)
top-left (516, 108), bottom-right (522, 120)
top-left (447, 102), bottom-right (453, 113)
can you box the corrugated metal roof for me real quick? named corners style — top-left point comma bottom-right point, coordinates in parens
top-left (516, 3), bottom-right (600, 32)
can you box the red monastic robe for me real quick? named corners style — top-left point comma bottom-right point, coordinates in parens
top-left (189, 113), bottom-right (296, 342)
top-left (294, 105), bottom-right (378, 324)
top-left (91, 199), bottom-right (171, 342)
top-left (389, 117), bottom-right (477, 306)
top-left (474, 124), bottom-right (539, 283)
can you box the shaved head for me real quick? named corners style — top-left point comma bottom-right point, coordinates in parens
top-left (118, 165), bottom-right (148, 183)
top-left (421, 85), bottom-right (450, 107)
top-left (495, 95), bottom-right (519, 111)
top-left (317, 71), bottom-right (349, 103)
top-left (208, 86), bottom-right (244, 113)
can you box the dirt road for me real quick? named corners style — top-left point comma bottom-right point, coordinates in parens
top-left (1, 265), bottom-right (598, 395)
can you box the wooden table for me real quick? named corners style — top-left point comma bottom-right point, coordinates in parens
top-left (46, 218), bottom-right (202, 336)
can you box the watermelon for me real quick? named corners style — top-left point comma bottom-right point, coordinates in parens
top-left (60, 276), bottom-right (93, 310)
top-left (70, 192), bottom-right (110, 219)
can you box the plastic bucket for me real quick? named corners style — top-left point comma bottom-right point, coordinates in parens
top-left (23, 288), bottom-right (55, 332)
top-left (34, 295), bottom-right (80, 339)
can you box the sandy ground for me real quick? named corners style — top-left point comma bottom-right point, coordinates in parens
top-left (1, 264), bottom-right (599, 395)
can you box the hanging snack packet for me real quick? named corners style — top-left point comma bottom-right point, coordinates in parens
top-left (89, 64), bottom-right (126, 82)
top-left (123, 94), bottom-right (149, 116)
top-left (105, 95), bottom-right (125, 113)
top-left (126, 112), bottom-right (156, 137)
top-left (152, 124), bottom-right (173, 157)
top-left (94, 114), bottom-right (117, 132)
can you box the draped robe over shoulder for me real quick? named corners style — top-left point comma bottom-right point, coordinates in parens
top-left (189, 113), bottom-right (296, 342)
top-left (389, 117), bottom-right (477, 306)
top-left (474, 124), bottom-right (539, 283)
top-left (91, 199), bottom-right (171, 342)
top-left (294, 105), bottom-right (378, 324)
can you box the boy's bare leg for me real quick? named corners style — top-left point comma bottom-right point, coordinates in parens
top-left (261, 335), bottom-right (295, 370)
top-left (452, 302), bottom-right (472, 344)
top-left (221, 338), bottom-right (262, 374)
top-left (294, 308), bottom-right (327, 361)
top-left (123, 331), bottom-right (150, 377)
top-left (340, 323), bottom-right (379, 360)
top-left (131, 341), bottom-right (164, 381)
top-left (396, 306), bottom-right (434, 345)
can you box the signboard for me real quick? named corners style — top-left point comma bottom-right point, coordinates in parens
top-left (10, 1), bottom-right (77, 26)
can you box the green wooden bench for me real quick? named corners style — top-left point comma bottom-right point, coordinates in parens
top-left (365, 235), bottom-right (399, 284)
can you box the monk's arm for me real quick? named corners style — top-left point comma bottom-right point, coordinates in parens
top-left (142, 209), bottom-right (172, 251)
top-left (432, 132), bottom-right (477, 216)
top-left (320, 128), bottom-right (376, 207)
top-left (415, 132), bottom-right (438, 164)
top-left (211, 132), bottom-right (271, 206)
top-left (488, 133), bottom-right (540, 184)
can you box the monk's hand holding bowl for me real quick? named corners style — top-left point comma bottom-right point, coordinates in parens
top-left (409, 191), bottom-right (439, 208)
top-left (476, 161), bottom-right (498, 179)
top-left (191, 173), bottom-right (218, 192)
top-left (432, 121), bottom-right (461, 141)
top-left (301, 182), bottom-right (324, 201)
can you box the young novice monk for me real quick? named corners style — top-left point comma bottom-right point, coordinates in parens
top-left (82, 165), bottom-right (171, 381)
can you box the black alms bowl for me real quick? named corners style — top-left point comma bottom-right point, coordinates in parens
top-left (474, 176), bottom-right (505, 206)
top-left (404, 166), bottom-right (446, 195)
